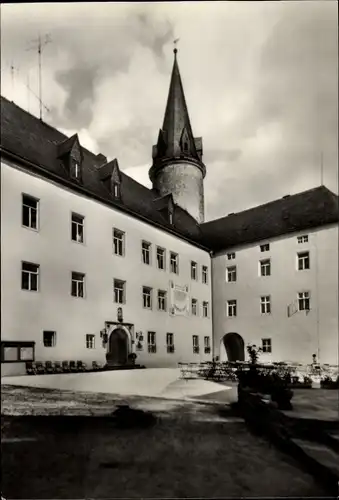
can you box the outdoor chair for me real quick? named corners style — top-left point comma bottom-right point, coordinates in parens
top-left (62, 360), bottom-right (70, 372)
top-left (69, 360), bottom-right (77, 372)
top-left (76, 360), bottom-right (86, 371)
top-left (26, 361), bottom-right (36, 375)
top-left (45, 361), bottom-right (54, 374)
top-left (54, 361), bottom-right (63, 373)
top-left (35, 361), bottom-right (45, 374)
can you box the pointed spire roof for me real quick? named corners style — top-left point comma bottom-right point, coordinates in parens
top-left (151, 49), bottom-right (203, 165)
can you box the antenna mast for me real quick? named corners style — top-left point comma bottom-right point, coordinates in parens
top-left (26, 33), bottom-right (52, 121)
top-left (320, 151), bottom-right (324, 186)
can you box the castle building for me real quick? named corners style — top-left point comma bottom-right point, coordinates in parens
top-left (1, 49), bottom-right (338, 376)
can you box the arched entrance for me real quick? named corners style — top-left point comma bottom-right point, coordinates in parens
top-left (106, 328), bottom-right (129, 366)
top-left (222, 333), bottom-right (245, 362)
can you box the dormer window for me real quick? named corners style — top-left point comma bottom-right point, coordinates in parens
top-left (169, 212), bottom-right (173, 225)
top-left (113, 183), bottom-right (120, 198)
top-left (184, 142), bottom-right (188, 152)
top-left (74, 161), bottom-right (80, 179)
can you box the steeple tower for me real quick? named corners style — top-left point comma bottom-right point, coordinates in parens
top-left (149, 48), bottom-right (206, 223)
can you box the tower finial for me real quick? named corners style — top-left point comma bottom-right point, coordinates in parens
top-left (173, 38), bottom-right (180, 56)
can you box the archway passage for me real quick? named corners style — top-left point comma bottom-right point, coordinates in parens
top-left (223, 333), bottom-right (245, 362)
top-left (106, 328), bottom-right (129, 366)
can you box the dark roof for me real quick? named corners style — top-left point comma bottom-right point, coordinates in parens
top-left (0, 95), bottom-right (205, 248)
top-left (1, 95), bottom-right (337, 255)
top-left (200, 186), bottom-right (339, 252)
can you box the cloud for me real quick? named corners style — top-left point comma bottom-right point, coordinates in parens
top-left (1, 1), bottom-right (337, 222)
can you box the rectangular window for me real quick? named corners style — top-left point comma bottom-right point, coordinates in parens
top-left (166, 333), bottom-right (174, 353)
top-left (298, 251), bottom-right (310, 270)
top-left (261, 296), bottom-right (271, 314)
top-left (227, 300), bottom-right (237, 317)
top-left (71, 213), bottom-right (84, 243)
top-left (71, 272), bottom-right (85, 298)
top-left (1, 341), bottom-right (35, 363)
top-left (297, 235), bottom-right (309, 244)
top-left (21, 262), bottom-right (39, 291)
top-left (260, 259), bottom-right (271, 276)
top-left (191, 298), bottom-right (198, 316)
top-left (157, 290), bottom-right (167, 311)
top-left (148, 331), bottom-right (156, 353)
top-left (298, 291), bottom-right (310, 311)
top-left (142, 241), bottom-right (151, 265)
top-left (156, 247), bottom-right (166, 270)
top-left (227, 252), bottom-right (236, 260)
top-left (143, 286), bottom-right (152, 309)
top-left (260, 243), bottom-right (270, 252)
top-left (170, 252), bottom-right (179, 274)
top-left (113, 279), bottom-right (126, 304)
top-left (43, 331), bottom-right (56, 348)
top-left (192, 335), bottom-right (199, 353)
top-left (191, 261), bottom-right (198, 280)
top-left (204, 336), bottom-right (211, 354)
top-left (226, 266), bottom-right (237, 282)
top-left (262, 338), bottom-right (272, 353)
top-left (202, 265), bottom-right (208, 284)
top-left (22, 194), bottom-right (39, 230)
top-left (202, 301), bottom-right (209, 318)
top-left (86, 334), bottom-right (95, 349)
top-left (113, 229), bottom-right (125, 256)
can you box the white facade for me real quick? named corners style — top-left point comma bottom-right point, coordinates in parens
top-left (212, 225), bottom-right (339, 366)
top-left (1, 159), bottom-right (213, 375)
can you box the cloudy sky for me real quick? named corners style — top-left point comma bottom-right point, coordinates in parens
top-left (1, 1), bottom-right (337, 221)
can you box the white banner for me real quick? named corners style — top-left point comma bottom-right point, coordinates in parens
top-left (170, 281), bottom-right (189, 316)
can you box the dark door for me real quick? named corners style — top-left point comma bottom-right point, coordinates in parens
top-left (223, 333), bottom-right (245, 362)
top-left (106, 328), bottom-right (128, 366)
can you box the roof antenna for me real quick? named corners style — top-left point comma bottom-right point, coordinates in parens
top-left (320, 150), bottom-right (324, 186)
top-left (26, 33), bottom-right (52, 121)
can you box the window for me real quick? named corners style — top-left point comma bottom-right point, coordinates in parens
top-left (227, 252), bottom-right (236, 260)
top-left (166, 333), bottom-right (174, 353)
top-left (86, 334), bottom-right (95, 349)
top-left (71, 213), bottom-right (84, 243)
top-left (204, 336), bottom-right (211, 354)
top-left (170, 252), bottom-right (179, 274)
top-left (169, 212), bottom-right (173, 225)
top-left (113, 183), bottom-right (120, 198)
top-left (143, 286), bottom-right (152, 309)
top-left (148, 331), bottom-right (156, 353)
top-left (298, 291), bottom-right (310, 311)
top-left (226, 266), bottom-right (237, 282)
top-left (297, 235), bottom-right (309, 244)
top-left (157, 290), bottom-right (167, 311)
top-left (261, 296), bottom-right (271, 314)
top-left (43, 331), bottom-right (56, 347)
top-left (191, 298), bottom-right (198, 316)
top-left (298, 251), bottom-right (310, 270)
top-left (260, 243), bottom-right (270, 252)
top-left (113, 279), bottom-right (125, 304)
top-left (142, 241), bottom-right (151, 265)
top-left (262, 338), bottom-right (272, 353)
top-left (113, 229), bottom-right (125, 256)
top-left (22, 194), bottom-right (39, 230)
top-left (71, 272), bottom-right (85, 298)
top-left (74, 161), bottom-right (80, 178)
top-left (192, 335), bottom-right (199, 353)
top-left (227, 300), bottom-right (237, 317)
top-left (202, 265), bottom-right (208, 284)
top-left (21, 262), bottom-right (39, 291)
top-left (156, 247), bottom-right (166, 270)
top-left (191, 261), bottom-right (198, 280)
top-left (260, 259), bottom-right (271, 276)
top-left (202, 301), bottom-right (209, 318)
top-left (1, 341), bottom-right (35, 363)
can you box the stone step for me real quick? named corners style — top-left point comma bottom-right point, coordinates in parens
top-left (292, 438), bottom-right (339, 477)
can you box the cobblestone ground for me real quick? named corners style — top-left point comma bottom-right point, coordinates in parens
top-left (1, 385), bottom-right (328, 498)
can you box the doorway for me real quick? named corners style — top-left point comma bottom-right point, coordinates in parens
top-left (106, 328), bottom-right (129, 366)
top-left (222, 333), bottom-right (245, 362)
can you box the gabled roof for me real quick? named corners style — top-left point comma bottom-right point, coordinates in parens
top-left (0, 95), bottom-right (206, 249)
top-left (200, 186), bottom-right (339, 252)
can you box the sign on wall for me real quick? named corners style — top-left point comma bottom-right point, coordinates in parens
top-left (170, 281), bottom-right (189, 316)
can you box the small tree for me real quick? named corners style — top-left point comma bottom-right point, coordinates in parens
top-left (247, 344), bottom-right (262, 365)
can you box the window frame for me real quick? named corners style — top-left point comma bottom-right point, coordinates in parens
top-left (86, 334), bottom-right (95, 349)
top-left (156, 246), bottom-right (166, 270)
top-left (297, 251), bottom-right (310, 271)
top-left (191, 298), bottom-right (198, 316)
top-left (202, 301), bottom-right (209, 318)
top-left (297, 235), bottom-right (309, 244)
top-left (262, 338), bottom-right (272, 353)
top-left (260, 243), bottom-right (270, 252)
top-left (142, 286), bottom-right (153, 309)
top-left (71, 212), bottom-right (85, 244)
top-left (192, 335), bottom-right (200, 353)
top-left (43, 330), bottom-right (56, 348)
top-left (227, 299), bottom-right (237, 317)
top-left (147, 331), bottom-right (156, 353)
top-left (142, 240), bottom-right (152, 265)
top-left (191, 261), bottom-right (198, 280)
top-left (226, 265), bottom-right (237, 283)
top-left (227, 252), bottom-right (236, 260)
top-left (113, 278), bottom-right (126, 304)
top-left (260, 295), bottom-right (271, 315)
top-left (298, 291), bottom-right (310, 311)
top-left (260, 259), bottom-right (271, 277)
top-left (22, 193), bottom-right (39, 231)
top-left (202, 265), bottom-right (208, 284)
top-left (21, 261), bottom-right (40, 292)
top-left (71, 271), bottom-right (85, 298)
top-left (113, 228), bottom-right (125, 257)
top-left (170, 251), bottom-right (179, 274)
top-left (157, 289), bottom-right (167, 311)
